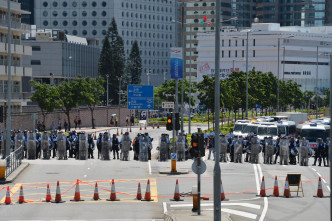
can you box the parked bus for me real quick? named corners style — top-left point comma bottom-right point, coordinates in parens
top-left (296, 123), bottom-right (330, 148)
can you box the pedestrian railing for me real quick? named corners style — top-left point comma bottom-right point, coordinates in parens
top-left (4, 145), bottom-right (23, 178)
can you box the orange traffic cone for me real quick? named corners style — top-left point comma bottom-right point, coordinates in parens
top-left (283, 177), bottom-right (291, 198)
top-left (107, 179), bottom-right (120, 201)
top-left (170, 179), bottom-right (183, 201)
top-left (157, 123), bottom-right (159, 129)
top-left (71, 179), bottom-right (84, 201)
top-left (136, 182), bottom-right (142, 200)
top-left (273, 176), bottom-right (279, 197)
top-left (130, 127), bottom-right (132, 132)
top-left (17, 185), bottom-right (27, 204)
top-left (4, 186), bottom-right (11, 205)
top-left (52, 181), bottom-right (65, 203)
top-left (153, 124), bottom-right (155, 129)
top-left (259, 176), bottom-right (266, 197)
top-left (117, 128), bottom-right (119, 136)
top-left (121, 129), bottom-right (123, 135)
top-left (43, 184), bottom-right (52, 202)
top-left (144, 124), bottom-right (147, 130)
top-left (140, 125), bottom-right (142, 130)
top-left (142, 179), bottom-right (154, 201)
top-left (316, 177), bottom-right (324, 198)
top-left (221, 179), bottom-right (226, 201)
top-left (92, 182), bottom-right (101, 200)
top-left (94, 133), bottom-right (97, 140)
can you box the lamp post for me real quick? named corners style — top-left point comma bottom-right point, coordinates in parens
top-left (189, 23), bottom-right (192, 134)
top-left (50, 73), bottom-right (54, 85)
top-left (316, 45), bottom-right (319, 119)
top-left (5, 0), bottom-right (12, 157)
top-left (106, 73), bottom-right (109, 106)
top-left (277, 38), bottom-right (280, 112)
top-left (68, 55), bottom-right (72, 82)
top-left (146, 69), bottom-right (151, 126)
top-left (329, 53), bottom-right (332, 221)
top-left (245, 31), bottom-right (249, 118)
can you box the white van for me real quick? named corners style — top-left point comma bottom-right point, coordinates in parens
top-left (257, 123), bottom-right (278, 140)
top-left (233, 120), bottom-right (250, 136)
top-left (296, 123), bottom-right (330, 148)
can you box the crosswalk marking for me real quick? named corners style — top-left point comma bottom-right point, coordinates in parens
top-left (170, 202), bottom-right (260, 210)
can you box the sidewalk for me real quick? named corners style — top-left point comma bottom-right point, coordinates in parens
top-left (166, 209), bottom-right (232, 221)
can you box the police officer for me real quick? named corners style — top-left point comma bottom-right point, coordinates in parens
top-left (87, 134), bottom-right (95, 159)
top-left (96, 133), bottom-right (102, 159)
top-left (50, 131), bottom-right (57, 158)
top-left (22, 130), bottom-right (28, 158)
top-left (133, 134), bottom-right (141, 160)
top-left (120, 132), bottom-right (132, 161)
top-left (313, 138), bottom-right (326, 166)
top-left (145, 133), bottom-right (153, 160)
top-left (325, 138), bottom-right (330, 167)
top-left (289, 137), bottom-right (297, 165)
top-left (208, 132), bottom-right (215, 160)
top-left (36, 132), bottom-right (42, 159)
top-left (274, 137), bottom-right (281, 164)
top-left (112, 134), bottom-right (120, 159)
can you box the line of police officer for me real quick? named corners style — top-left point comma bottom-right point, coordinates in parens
top-left (206, 132), bottom-right (330, 166)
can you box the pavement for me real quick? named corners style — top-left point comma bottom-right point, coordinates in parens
top-left (0, 124), bottom-right (330, 221)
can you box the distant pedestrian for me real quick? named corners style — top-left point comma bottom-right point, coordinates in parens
top-left (78, 117), bottom-right (82, 129)
top-left (64, 120), bottom-right (68, 132)
top-left (110, 116), bottom-right (114, 126)
top-left (37, 121), bottom-right (41, 131)
top-left (115, 116), bottom-right (118, 127)
top-left (74, 116), bottom-right (78, 129)
top-left (58, 119), bottom-right (62, 131)
top-left (126, 115), bottom-right (129, 126)
top-left (130, 115), bottom-right (135, 126)
top-left (50, 121), bottom-right (55, 131)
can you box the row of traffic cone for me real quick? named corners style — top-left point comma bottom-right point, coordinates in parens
top-left (258, 176), bottom-right (325, 198)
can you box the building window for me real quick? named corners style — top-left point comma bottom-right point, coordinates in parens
top-left (63, 21), bottom-right (68, 26)
top-left (235, 40), bottom-right (237, 47)
top-left (222, 50), bottom-right (224, 58)
top-left (102, 30), bottom-right (107, 35)
top-left (102, 11), bottom-right (107, 17)
top-left (32, 46), bottom-right (41, 51)
top-left (242, 40), bottom-right (244, 46)
top-left (62, 11), bottom-right (67, 17)
top-left (82, 20), bottom-right (87, 26)
top-left (72, 30), bottom-right (77, 35)
top-left (228, 51), bottom-right (231, 57)
top-left (229, 40), bottom-right (231, 47)
top-left (43, 2), bottom-right (48, 7)
top-left (92, 30), bottom-right (97, 35)
top-left (62, 2), bottom-right (67, 7)
top-left (72, 1), bottom-right (77, 7)
top-left (53, 21), bottom-right (58, 26)
top-left (43, 21), bottom-right (48, 26)
top-left (102, 1), bottom-right (107, 7)
top-left (222, 40), bottom-right (224, 47)
top-left (92, 11), bottom-right (97, 16)
top-left (72, 21), bottom-right (77, 26)
top-left (92, 1), bottom-right (97, 7)
top-left (82, 11), bottom-right (87, 17)
top-left (72, 11), bottom-right (77, 17)
top-left (242, 50), bottom-right (244, 57)
top-left (235, 51), bottom-right (237, 57)
top-left (92, 20), bottom-right (97, 26)
top-left (102, 21), bottom-right (107, 26)
top-left (253, 39), bottom-right (256, 46)
top-left (52, 1), bottom-right (58, 7)
top-left (253, 50), bottom-right (255, 57)
top-left (52, 11), bottom-right (58, 17)
top-left (31, 60), bottom-right (41, 65)
top-left (82, 1), bottom-right (87, 7)
top-left (82, 30), bottom-right (87, 35)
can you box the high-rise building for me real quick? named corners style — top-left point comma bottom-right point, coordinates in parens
top-left (33, 0), bottom-right (176, 86)
top-left (18, 0), bottom-right (34, 25)
top-left (0, 0), bottom-right (32, 112)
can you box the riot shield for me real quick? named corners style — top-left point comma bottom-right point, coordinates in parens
top-left (159, 140), bottom-right (168, 162)
top-left (57, 132), bottom-right (67, 160)
top-left (139, 135), bottom-right (149, 162)
top-left (41, 132), bottom-right (50, 160)
top-left (299, 139), bottom-right (309, 166)
top-left (250, 137), bottom-right (261, 164)
top-left (234, 138), bottom-right (243, 163)
top-left (78, 134), bottom-right (88, 160)
top-left (121, 137), bottom-right (131, 161)
top-left (220, 136), bottom-right (228, 162)
top-left (279, 138), bottom-right (289, 165)
top-left (27, 133), bottom-right (36, 160)
top-left (176, 135), bottom-right (186, 161)
top-left (15, 132), bottom-right (23, 150)
top-left (101, 133), bottom-right (111, 160)
top-left (264, 138), bottom-right (274, 164)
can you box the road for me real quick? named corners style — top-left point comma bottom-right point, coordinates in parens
top-left (0, 125), bottom-right (330, 221)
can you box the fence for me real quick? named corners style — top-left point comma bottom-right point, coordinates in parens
top-left (4, 145), bottom-right (23, 178)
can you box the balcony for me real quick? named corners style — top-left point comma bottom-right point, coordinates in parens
top-left (0, 65), bottom-right (32, 76)
top-left (0, 18), bottom-right (30, 32)
top-left (0, 41), bottom-right (32, 55)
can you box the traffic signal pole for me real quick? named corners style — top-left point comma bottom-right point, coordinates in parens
top-left (172, 111), bottom-right (177, 173)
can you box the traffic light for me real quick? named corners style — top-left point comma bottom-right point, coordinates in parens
top-left (190, 133), bottom-right (205, 158)
top-left (166, 113), bottom-right (173, 131)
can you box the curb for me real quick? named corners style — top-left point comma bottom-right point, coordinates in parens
top-left (0, 162), bottom-right (29, 184)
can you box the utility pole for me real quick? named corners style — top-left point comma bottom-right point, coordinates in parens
top-left (214, 0), bottom-right (221, 220)
top-left (6, 0), bottom-right (12, 157)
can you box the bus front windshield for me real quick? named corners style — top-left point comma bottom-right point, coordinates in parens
top-left (243, 125), bottom-right (258, 134)
top-left (258, 127), bottom-right (278, 136)
top-left (234, 124), bottom-right (247, 132)
top-left (277, 126), bottom-right (287, 135)
top-left (300, 129), bottom-right (326, 142)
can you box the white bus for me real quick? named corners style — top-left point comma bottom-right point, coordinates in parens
top-left (233, 120), bottom-right (250, 136)
top-left (296, 123), bottom-right (330, 148)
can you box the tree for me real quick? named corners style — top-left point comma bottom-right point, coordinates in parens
top-left (56, 81), bottom-right (80, 130)
top-left (81, 77), bottom-right (105, 129)
top-left (108, 17), bottom-right (126, 105)
top-left (126, 40), bottom-right (142, 85)
top-left (98, 35), bottom-right (112, 105)
top-left (30, 81), bottom-right (61, 127)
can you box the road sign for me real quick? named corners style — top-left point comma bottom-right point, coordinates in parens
top-left (127, 85), bottom-right (154, 110)
top-left (192, 159), bottom-right (206, 175)
top-left (162, 102), bottom-right (174, 109)
top-left (256, 104), bottom-right (261, 109)
top-left (171, 153), bottom-right (177, 160)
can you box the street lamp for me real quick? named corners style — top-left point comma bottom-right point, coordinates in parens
top-left (68, 55), bottom-right (72, 82)
top-left (49, 73), bottom-right (54, 85)
top-left (106, 72), bottom-right (110, 106)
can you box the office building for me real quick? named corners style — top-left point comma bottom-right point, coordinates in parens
top-left (22, 29), bottom-right (100, 85)
top-left (0, 0), bottom-right (32, 112)
top-left (33, 0), bottom-right (176, 86)
top-left (196, 23), bottom-right (332, 93)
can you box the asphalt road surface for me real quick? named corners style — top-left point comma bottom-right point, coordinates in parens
top-left (0, 126), bottom-right (330, 221)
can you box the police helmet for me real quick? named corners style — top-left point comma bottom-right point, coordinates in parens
top-left (99, 133), bottom-right (102, 136)
top-left (124, 132), bottom-right (129, 135)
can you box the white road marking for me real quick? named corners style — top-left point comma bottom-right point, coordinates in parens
top-left (163, 202), bottom-right (167, 214)
top-left (83, 175), bottom-right (87, 178)
top-left (170, 202), bottom-right (260, 210)
top-left (282, 165), bottom-right (286, 167)
top-left (311, 168), bottom-right (317, 172)
top-left (148, 160), bottom-right (152, 175)
top-left (87, 168), bottom-right (90, 170)
top-left (253, 164), bottom-right (260, 195)
top-left (205, 208), bottom-right (257, 220)
top-left (257, 164), bottom-right (268, 221)
top-left (322, 179), bottom-right (327, 184)
top-left (327, 186), bottom-right (331, 192)
top-left (317, 172), bottom-right (322, 177)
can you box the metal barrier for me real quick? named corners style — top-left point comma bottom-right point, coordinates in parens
top-left (4, 145), bottom-right (23, 178)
